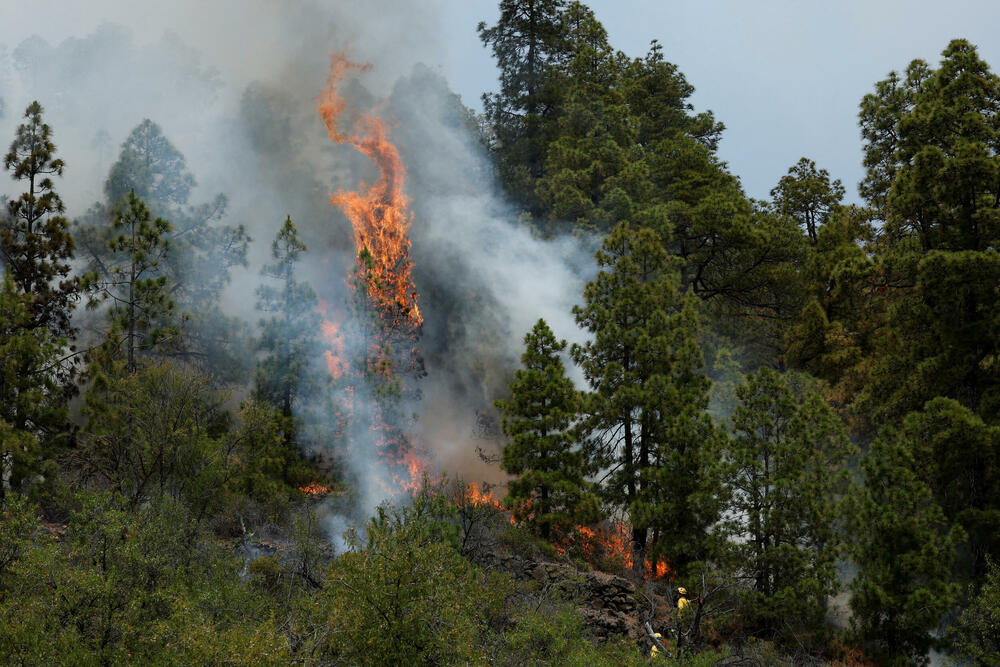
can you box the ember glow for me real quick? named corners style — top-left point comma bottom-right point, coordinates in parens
top-left (299, 482), bottom-right (335, 496)
top-left (317, 298), bottom-right (346, 381)
top-left (563, 522), bottom-right (674, 581)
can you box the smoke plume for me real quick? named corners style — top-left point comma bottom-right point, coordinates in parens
top-left (0, 1), bottom-right (596, 521)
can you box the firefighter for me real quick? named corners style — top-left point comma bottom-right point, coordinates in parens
top-left (649, 631), bottom-right (665, 659)
top-left (676, 587), bottom-right (692, 614)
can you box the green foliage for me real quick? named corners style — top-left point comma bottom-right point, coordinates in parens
top-left (478, 0), bottom-right (568, 214)
top-left (225, 399), bottom-right (314, 513)
top-left (849, 431), bottom-right (962, 665)
top-left (534, 5), bottom-right (634, 235)
top-left (855, 39), bottom-right (1000, 427)
top-left (78, 361), bottom-right (233, 512)
top-left (254, 216), bottom-right (328, 438)
top-left (496, 318), bottom-right (596, 537)
top-left (770, 157), bottom-right (845, 244)
top-left (573, 223), bottom-right (723, 572)
top-left (498, 606), bottom-right (647, 666)
top-left (301, 486), bottom-right (485, 664)
top-left (949, 558), bottom-right (1000, 665)
top-left (0, 271), bottom-right (68, 500)
top-left (92, 189), bottom-right (176, 370)
top-left (0, 491), bottom-right (40, 582)
top-left (0, 490), bottom-right (287, 664)
top-left (901, 398), bottom-right (1000, 580)
top-left (77, 360), bottom-right (316, 528)
top-left (1, 100), bottom-right (80, 342)
top-left (722, 368), bottom-right (856, 642)
top-left (782, 204), bottom-right (878, 404)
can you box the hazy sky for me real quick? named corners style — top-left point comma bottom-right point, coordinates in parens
top-left (2, 1), bottom-right (999, 204)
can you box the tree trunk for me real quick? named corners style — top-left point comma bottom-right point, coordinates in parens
top-left (0, 451), bottom-right (12, 499)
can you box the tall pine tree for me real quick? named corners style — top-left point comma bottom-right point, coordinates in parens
top-left (495, 318), bottom-right (595, 538)
top-left (1, 101), bottom-right (79, 340)
top-left (573, 222), bottom-right (721, 572)
top-left (849, 430), bottom-right (962, 665)
top-left (88, 190), bottom-right (175, 372)
top-left (479, 0), bottom-right (568, 216)
top-left (253, 216), bottom-right (326, 443)
top-left (722, 368), bottom-right (855, 641)
top-left (0, 270), bottom-right (67, 500)
top-left (770, 157), bottom-right (845, 245)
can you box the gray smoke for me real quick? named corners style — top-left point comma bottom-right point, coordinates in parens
top-left (0, 1), bottom-right (596, 522)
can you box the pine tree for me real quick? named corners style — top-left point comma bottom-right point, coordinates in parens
top-left (849, 431), bottom-right (962, 665)
top-left (534, 4), bottom-right (637, 236)
top-left (572, 222), bottom-right (721, 571)
top-left (0, 271), bottom-right (67, 500)
top-left (105, 119), bottom-right (195, 211)
top-left (253, 216), bottom-right (326, 441)
top-left (77, 119), bottom-right (249, 380)
top-left (88, 190), bottom-right (174, 372)
top-left (478, 0), bottom-right (568, 215)
top-left (722, 368), bottom-right (855, 640)
top-left (856, 40), bottom-right (1000, 429)
top-left (949, 558), bottom-right (1000, 664)
top-left (770, 157), bottom-right (845, 245)
top-left (1, 101), bottom-right (79, 341)
top-left (625, 40), bottom-right (724, 151)
top-left (495, 319), bottom-right (595, 538)
top-left (901, 398), bottom-right (1000, 581)
top-left (781, 203), bottom-right (877, 399)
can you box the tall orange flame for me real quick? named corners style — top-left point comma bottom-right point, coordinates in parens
top-left (316, 52), bottom-right (429, 495)
top-left (317, 52), bottom-right (421, 328)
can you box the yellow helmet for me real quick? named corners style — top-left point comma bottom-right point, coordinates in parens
top-left (652, 632), bottom-right (662, 639)
top-left (677, 587), bottom-right (687, 596)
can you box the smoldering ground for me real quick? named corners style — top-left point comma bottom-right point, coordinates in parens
top-left (0, 2), bottom-right (597, 526)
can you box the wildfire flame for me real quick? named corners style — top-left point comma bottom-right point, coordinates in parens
top-left (311, 55), bottom-right (671, 584)
top-left (317, 52), bottom-right (421, 328)
top-left (560, 522), bottom-right (674, 581)
top-left (299, 482), bottom-right (335, 496)
top-left (465, 482), bottom-right (504, 509)
top-left (316, 52), bottom-right (428, 496)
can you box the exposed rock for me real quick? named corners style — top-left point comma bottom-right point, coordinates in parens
top-left (476, 551), bottom-right (656, 642)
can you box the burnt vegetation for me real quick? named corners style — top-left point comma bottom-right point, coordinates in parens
top-left (2, 2), bottom-right (1000, 665)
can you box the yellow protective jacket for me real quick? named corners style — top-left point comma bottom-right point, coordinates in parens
top-left (649, 633), bottom-right (665, 659)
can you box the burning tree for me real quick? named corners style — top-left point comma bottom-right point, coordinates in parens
top-left (317, 54), bottom-right (428, 490)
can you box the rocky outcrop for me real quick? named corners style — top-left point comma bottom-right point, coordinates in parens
top-left (481, 553), bottom-right (647, 641)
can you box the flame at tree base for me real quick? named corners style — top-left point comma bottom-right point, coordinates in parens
top-left (457, 483), bottom-right (672, 581)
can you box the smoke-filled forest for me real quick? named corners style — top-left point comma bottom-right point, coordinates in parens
top-left (2, 1), bottom-right (1000, 665)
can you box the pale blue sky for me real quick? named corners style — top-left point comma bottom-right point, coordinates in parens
top-left (2, 1), bottom-right (998, 205)
top-left (441, 0), bottom-right (1000, 203)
